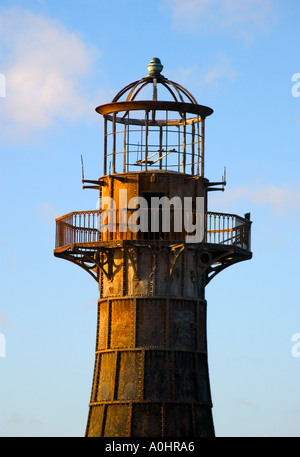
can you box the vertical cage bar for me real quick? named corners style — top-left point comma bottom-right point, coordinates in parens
top-left (145, 110), bottom-right (149, 171)
top-left (196, 116), bottom-right (200, 176)
top-left (182, 113), bottom-right (186, 174)
top-left (127, 113), bottom-right (130, 172)
top-left (177, 125), bottom-right (180, 172)
top-left (201, 118), bottom-right (205, 177)
top-left (165, 111), bottom-right (168, 170)
top-left (140, 124), bottom-right (143, 169)
top-left (112, 113), bottom-right (116, 174)
top-left (159, 126), bottom-right (163, 170)
top-left (104, 116), bottom-right (107, 175)
top-left (123, 123), bottom-right (127, 173)
top-left (191, 122), bottom-right (195, 176)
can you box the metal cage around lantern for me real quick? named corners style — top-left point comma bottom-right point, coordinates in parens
top-left (96, 58), bottom-right (213, 177)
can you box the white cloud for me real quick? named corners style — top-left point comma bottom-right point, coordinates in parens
top-left (0, 312), bottom-right (13, 328)
top-left (236, 397), bottom-right (260, 411)
top-left (8, 412), bottom-right (42, 425)
top-left (166, 54), bottom-right (237, 99)
top-left (0, 8), bottom-right (101, 139)
top-left (162, 0), bottom-right (277, 41)
top-left (210, 183), bottom-right (300, 214)
top-left (201, 55), bottom-right (237, 85)
top-left (250, 185), bottom-right (300, 211)
top-left (37, 202), bottom-right (60, 223)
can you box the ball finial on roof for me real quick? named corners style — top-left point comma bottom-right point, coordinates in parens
top-left (147, 57), bottom-right (163, 76)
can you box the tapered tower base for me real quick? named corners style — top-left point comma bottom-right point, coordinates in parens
top-left (85, 296), bottom-right (214, 437)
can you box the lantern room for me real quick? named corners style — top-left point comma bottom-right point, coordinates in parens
top-left (95, 58), bottom-right (213, 177)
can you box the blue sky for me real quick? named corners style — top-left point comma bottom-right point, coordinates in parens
top-left (0, 0), bottom-right (300, 437)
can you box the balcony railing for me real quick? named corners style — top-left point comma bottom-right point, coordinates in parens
top-left (55, 209), bottom-right (251, 252)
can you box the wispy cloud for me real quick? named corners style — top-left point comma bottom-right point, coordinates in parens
top-left (0, 8), bottom-right (101, 140)
top-left (0, 312), bottom-right (13, 328)
top-left (236, 397), bottom-right (260, 412)
top-left (162, 0), bottom-right (277, 41)
top-left (210, 183), bottom-right (300, 214)
top-left (8, 412), bottom-right (42, 425)
top-left (201, 55), bottom-right (237, 85)
top-left (166, 54), bottom-right (237, 98)
top-left (37, 202), bottom-right (60, 224)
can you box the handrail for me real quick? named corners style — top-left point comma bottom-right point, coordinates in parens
top-left (55, 209), bottom-right (251, 251)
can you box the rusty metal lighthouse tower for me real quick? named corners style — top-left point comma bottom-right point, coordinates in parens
top-left (54, 58), bottom-right (252, 437)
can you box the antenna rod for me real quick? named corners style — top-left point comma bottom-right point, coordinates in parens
top-left (81, 155), bottom-right (85, 182)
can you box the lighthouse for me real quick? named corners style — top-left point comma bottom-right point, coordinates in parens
top-left (54, 58), bottom-right (252, 437)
